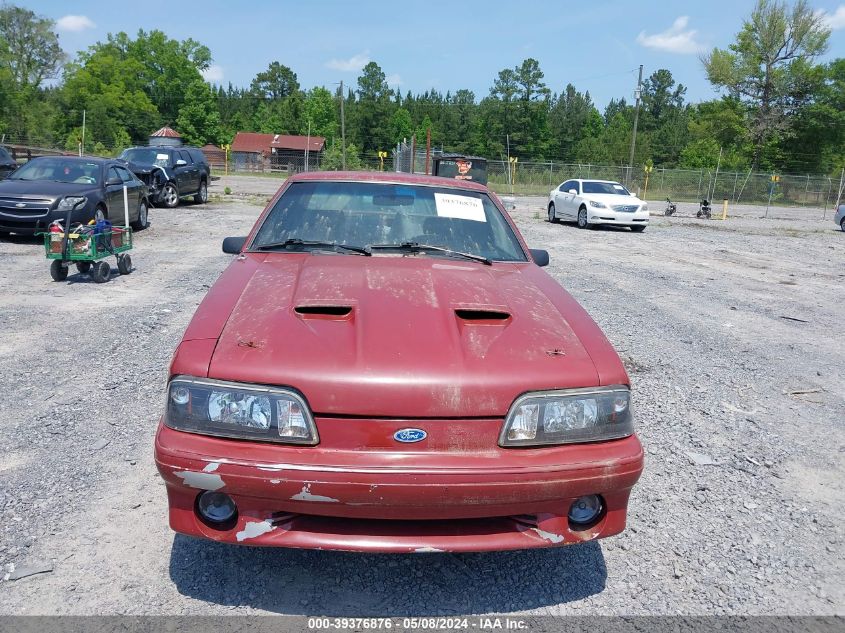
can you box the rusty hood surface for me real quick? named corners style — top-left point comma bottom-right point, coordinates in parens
top-left (179, 252), bottom-right (627, 418)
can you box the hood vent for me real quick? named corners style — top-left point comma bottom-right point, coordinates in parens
top-left (295, 305), bottom-right (353, 317)
top-left (455, 309), bottom-right (510, 321)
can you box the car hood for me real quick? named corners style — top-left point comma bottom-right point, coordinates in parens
top-left (183, 253), bottom-right (627, 418)
top-left (125, 162), bottom-right (155, 175)
top-left (583, 193), bottom-right (643, 206)
top-left (0, 179), bottom-right (96, 199)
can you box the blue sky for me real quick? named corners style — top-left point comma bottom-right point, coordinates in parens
top-left (34, 0), bottom-right (845, 109)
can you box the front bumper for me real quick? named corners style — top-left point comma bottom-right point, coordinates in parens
top-left (155, 420), bottom-right (644, 552)
top-left (588, 210), bottom-right (649, 226)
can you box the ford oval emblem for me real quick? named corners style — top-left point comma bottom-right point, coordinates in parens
top-left (394, 428), bottom-right (427, 443)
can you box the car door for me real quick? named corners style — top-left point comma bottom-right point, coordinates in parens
top-left (557, 180), bottom-right (576, 219)
top-left (176, 150), bottom-right (198, 194)
top-left (115, 165), bottom-right (141, 222)
top-left (105, 166), bottom-right (127, 218)
top-left (568, 180), bottom-right (582, 217)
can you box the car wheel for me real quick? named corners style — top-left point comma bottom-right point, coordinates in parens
top-left (131, 200), bottom-right (148, 230)
top-left (631, 225), bottom-right (646, 233)
top-left (76, 261), bottom-right (91, 274)
top-left (548, 203), bottom-right (559, 223)
top-left (577, 207), bottom-right (588, 229)
top-left (50, 260), bottom-right (68, 282)
top-left (117, 253), bottom-right (132, 275)
top-left (91, 260), bottom-right (110, 283)
top-left (841, 218), bottom-right (845, 232)
top-left (194, 180), bottom-right (208, 204)
top-left (162, 182), bottom-right (179, 208)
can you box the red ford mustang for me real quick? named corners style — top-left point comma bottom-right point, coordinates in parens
top-left (154, 171), bottom-right (643, 552)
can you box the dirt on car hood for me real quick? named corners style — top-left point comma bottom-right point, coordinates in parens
top-left (184, 253), bottom-right (626, 418)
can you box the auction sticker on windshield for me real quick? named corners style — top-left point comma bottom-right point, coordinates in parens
top-left (434, 193), bottom-right (485, 222)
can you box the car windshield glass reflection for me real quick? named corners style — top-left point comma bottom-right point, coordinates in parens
top-left (10, 158), bottom-right (101, 184)
top-left (582, 181), bottom-right (631, 195)
top-left (251, 182), bottom-right (527, 262)
top-left (120, 148), bottom-right (171, 168)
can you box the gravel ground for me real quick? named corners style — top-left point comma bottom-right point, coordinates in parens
top-left (0, 180), bottom-right (842, 616)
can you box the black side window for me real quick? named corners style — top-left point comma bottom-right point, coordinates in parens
top-left (108, 167), bottom-right (121, 183)
top-left (179, 150), bottom-right (193, 164)
top-left (0, 148), bottom-right (10, 160)
top-left (116, 166), bottom-right (134, 183)
top-left (190, 149), bottom-right (206, 164)
top-left (560, 180), bottom-right (572, 192)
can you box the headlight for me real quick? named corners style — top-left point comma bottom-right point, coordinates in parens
top-left (499, 386), bottom-right (633, 447)
top-left (165, 376), bottom-right (319, 445)
top-left (588, 200), bottom-right (606, 208)
top-left (641, 203), bottom-right (649, 212)
top-left (56, 196), bottom-right (87, 211)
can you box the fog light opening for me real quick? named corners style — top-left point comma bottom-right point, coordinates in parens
top-left (568, 494), bottom-right (604, 528)
top-left (196, 491), bottom-right (238, 529)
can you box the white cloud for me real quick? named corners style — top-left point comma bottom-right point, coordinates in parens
top-left (636, 16), bottom-right (705, 54)
top-left (386, 73), bottom-right (402, 87)
top-left (202, 65), bottom-right (224, 82)
top-left (325, 52), bottom-right (370, 72)
top-left (818, 5), bottom-right (845, 30)
top-left (56, 15), bottom-right (96, 32)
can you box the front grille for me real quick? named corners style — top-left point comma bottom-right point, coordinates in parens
top-left (0, 198), bottom-right (51, 217)
top-left (611, 204), bottom-right (639, 213)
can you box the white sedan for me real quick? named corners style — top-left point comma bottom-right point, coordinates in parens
top-left (547, 179), bottom-right (649, 232)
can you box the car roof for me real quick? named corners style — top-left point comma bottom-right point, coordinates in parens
top-left (575, 179), bottom-right (622, 184)
top-left (289, 170), bottom-right (490, 192)
top-left (30, 155), bottom-right (110, 165)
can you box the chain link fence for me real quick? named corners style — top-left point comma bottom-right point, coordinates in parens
top-left (483, 160), bottom-right (841, 210)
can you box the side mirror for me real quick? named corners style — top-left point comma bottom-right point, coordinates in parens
top-left (222, 236), bottom-right (247, 254)
top-left (530, 249), bottom-right (549, 267)
top-left (106, 177), bottom-right (122, 186)
top-left (175, 159), bottom-right (187, 167)
top-left (568, 189), bottom-right (577, 195)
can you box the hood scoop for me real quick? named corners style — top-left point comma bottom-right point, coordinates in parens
top-left (294, 305), bottom-right (353, 319)
top-left (455, 308), bottom-right (511, 322)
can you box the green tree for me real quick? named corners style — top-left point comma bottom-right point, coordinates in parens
top-left (320, 140), bottom-right (363, 170)
top-left (302, 87), bottom-right (338, 140)
top-left (0, 4), bottom-right (64, 89)
top-left (60, 50), bottom-right (159, 149)
top-left (78, 30), bottom-right (211, 124)
top-left (389, 107), bottom-right (413, 143)
top-left (354, 62), bottom-right (393, 154)
top-left (548, 85), bottom-right (601, 161)
top-left (702, 0), bottom-right (830, 169)
top-left (177, 79), bottom-right (223, 145)
top-left (250, 61), bottom-right (299, 100)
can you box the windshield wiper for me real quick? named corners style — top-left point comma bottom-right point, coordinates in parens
top-left (368, 242), bottom-right (491, 265)
top-left (253, 238), bottom-right (370, 256)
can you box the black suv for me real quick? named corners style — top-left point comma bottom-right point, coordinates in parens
top-left (119, 145), bottom-right (210, 208)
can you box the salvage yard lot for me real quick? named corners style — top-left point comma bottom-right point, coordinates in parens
top-left (0, 180), bottom-right (842, 615)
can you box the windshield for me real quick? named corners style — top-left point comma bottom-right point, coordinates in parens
top-left (120, 148), bottom-right (171, 168)
top-left (10, 158), bottom-right (101, 184)
top-left (582, 181), bottom-right (631, 195)
top-left (252, 181), bottom-right (527, 262)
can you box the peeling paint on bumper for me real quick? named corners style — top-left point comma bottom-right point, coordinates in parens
top-left (155, 422), bottom-right (643, 553)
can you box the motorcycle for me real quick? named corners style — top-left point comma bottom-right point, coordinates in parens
top-left (697, 199), bottom-right (712, 219)
top-left (665, 197), bottom-right (677, 216)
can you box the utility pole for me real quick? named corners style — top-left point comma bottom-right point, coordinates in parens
top-left (304, 120), bottom-right (311, 172)
top-left (339, 80), bottom-right (346, 170)
top-left (627, 64), bottom-right (643, 188)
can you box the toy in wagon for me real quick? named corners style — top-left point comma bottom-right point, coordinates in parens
top-left (42, 193), bottom-right (135, 284)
